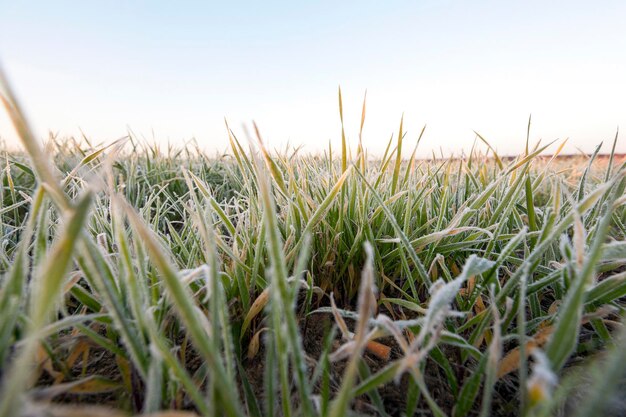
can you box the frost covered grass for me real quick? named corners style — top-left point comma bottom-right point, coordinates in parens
top-left (1, 74), bottom-right (626, 416)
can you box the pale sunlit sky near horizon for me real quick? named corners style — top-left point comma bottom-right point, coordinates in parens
top-left (1, 0), bottom-right (625, 157)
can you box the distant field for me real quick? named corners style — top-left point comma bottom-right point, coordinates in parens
top-left (1, 89), bottom-right (625, 416)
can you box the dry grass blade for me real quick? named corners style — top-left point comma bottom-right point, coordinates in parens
top-left (329, 242), bottom-right (377, 417)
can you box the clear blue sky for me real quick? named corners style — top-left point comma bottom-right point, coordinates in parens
top-left (1, 0), bottom-right (625, 156)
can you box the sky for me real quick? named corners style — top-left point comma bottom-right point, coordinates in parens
top-left (1, 0), bottom-right (625, 157)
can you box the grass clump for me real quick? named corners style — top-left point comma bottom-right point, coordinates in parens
top-left (1, 75), bottom-right (626, 416)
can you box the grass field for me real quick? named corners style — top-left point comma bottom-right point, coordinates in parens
top-left (1, 78), bottom-right (626, 417)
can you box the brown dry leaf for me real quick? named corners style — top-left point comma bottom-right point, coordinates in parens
top-left (36, 344), bottom-right (62, 382)
top-left (474, 294), bottom-right (486, 314)
top-left (471, 311), bottom-right (490, 349)
top-left (497, 325), bottom-right (554, 378)
top-left (474, 295), bottom-right (492, 345)
top-left (603, 319), bottom-right (623, 329)
top-left (450, 261), bottom-right (461, 277)
top-left (467, 275), bottom-right (476, 294)
top-left (64, 377), bottom-right (120, 394)
top-left (498, 304), bottom-right (617, 378)
top-left (380, 293), bottom-right (396, 320)
top-left (63, 271), bottom-right (84, 294)
top-left (429, 262), bottom-right (438, 282)
top-left (180, 334), bottom-right (190, 364)
top-left (66, 339), bottom-right (91, 370)
top-left (241, 287), bottom-right (270, 337)
top-left (247, 327), bottom-right (268, 360)
top-left (31, 376), bottom-right (121, 401)
top-left (404, 328), bottom-right (415, 345)
top-left (365, 340), bottom-right (391, 361)
top-left (391, 309), bottom-right (415, 347)
top-left (459, 275), bottom-right (477, 298)
top-left (548, 300), bottom-right (560, 316)
top-left (115, 355), bottom-right (132, 393)
top-left (61, 339), bottom-right (91, 383)
top-left (80, 347), bottom-right (90, 377)
top-left (473, 333), bottom-right (485, 350)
